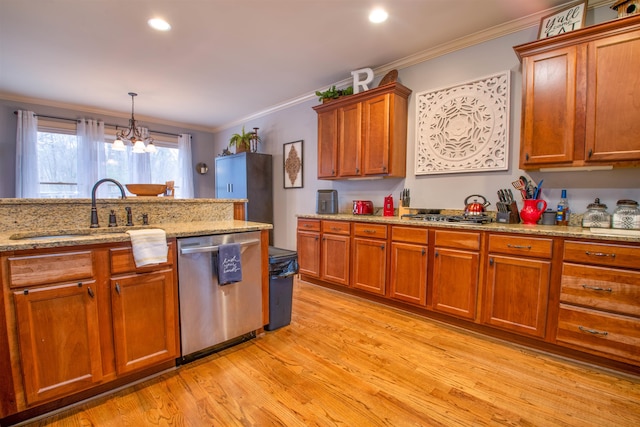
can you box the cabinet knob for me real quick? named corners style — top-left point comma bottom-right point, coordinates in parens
top-left (422, 249), bottom-right (426, 256)
top-left (489, 258), bottom-right (494, 265)
top-left (380, 244), bottom-right (384, 250)
top-left (356, 168), bottom-right (360, 174)
top-left (434, 250), bottom-right (439, 257)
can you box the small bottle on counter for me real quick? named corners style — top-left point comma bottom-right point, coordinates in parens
top-left (556, 189), bottom-right (570, 226)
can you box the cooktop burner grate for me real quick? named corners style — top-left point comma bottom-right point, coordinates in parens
top-left (402, 213), bottom-right (493, 224)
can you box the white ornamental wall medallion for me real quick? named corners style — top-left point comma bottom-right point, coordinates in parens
top-left (415, 71), bottom-right (510, 175)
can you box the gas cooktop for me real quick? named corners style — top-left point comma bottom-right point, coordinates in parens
top-left (402, 213), bottom-right (493, 224)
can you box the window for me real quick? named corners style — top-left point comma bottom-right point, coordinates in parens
top-left (37, 120), bottom-right (78, 198)
top-left (36, 119), bottom-right (180, 198)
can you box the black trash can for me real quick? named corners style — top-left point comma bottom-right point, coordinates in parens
top-left (265, 246), bottom-right (298, 331)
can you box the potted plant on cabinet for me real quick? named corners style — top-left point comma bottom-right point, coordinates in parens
top-left (315, 85), bottom-right (354, 103)
top-left (229, 126), bottom-right (261, 153)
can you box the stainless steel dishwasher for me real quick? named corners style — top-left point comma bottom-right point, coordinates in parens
top-left (177, 231), bottom-right (263, 362)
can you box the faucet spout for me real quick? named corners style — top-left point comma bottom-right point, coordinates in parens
top-left (90, 178), bottom-right (126, 228)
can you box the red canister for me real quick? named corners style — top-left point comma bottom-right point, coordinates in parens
top-left (383, 195), bottom-right (394, 216)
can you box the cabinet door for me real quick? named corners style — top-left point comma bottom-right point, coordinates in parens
top-left (432, 248), bottom-right (479, 320)
top-left (111, 270), bottom-right (178, 375)
top-left (338, 102), bottom-right (362, 177)
top-left (585, 30), bottom-right (640, 162)
top-left (13, 282), bottom-right (103, 405)
top-left (389, 242), bottom-right (427, 306)
top-left (317, 109), bottom-right (338, 178)
top-left (215, 155), bottom-right (248, 198)
top-left (483, 255), bottom-right (551, 338)
top-left (297, 230), bottom-right (321, 277)
top-left (321, 234), bottom-right (350, 286)
top-left (362, 94), bottom-right (390, 175)
top-left (520, 46), bottom-right (579, 167)
top-left (352, 237), bottom-right (387, 295)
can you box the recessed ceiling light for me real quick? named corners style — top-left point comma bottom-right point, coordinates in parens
top-left (148, 18), bottom-right (171, 31)
top-left (369, 8), bottom-right (388, 23)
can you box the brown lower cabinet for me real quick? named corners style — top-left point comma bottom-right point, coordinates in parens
top-left (352, 223), bottom-right (388, 295)
top-left (0, 241), bottom-right (179, 419)
top-left (432, 230), bottom-right (481, 320)
top-left (389, 226), bottom-right (428, 306)
top-left (297, 218), bottom-right (640, 373)
top-left (556, 241), bottom-right (640, 366)
top-left (13, 281), bottom-right (104, 405)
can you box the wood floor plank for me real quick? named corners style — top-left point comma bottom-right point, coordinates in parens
top-left (18, 278), bottom-right (640, 426)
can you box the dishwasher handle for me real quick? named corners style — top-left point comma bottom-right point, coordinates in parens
top-left (179, 238), bottom-right (260, 255)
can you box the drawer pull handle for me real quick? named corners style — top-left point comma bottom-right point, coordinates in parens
top-left (364, 229), bottom-right (377, 234)
top-left (87, 287), bottom-right (95, 298)
top-left (585, 251), bottom-right (615, 258)
top-left (330, 227), bottom-right (342, 232)
top-left (578, 326), bottom-right (608, 336)
top-left (581, 284), bottom-right (613, 293)
top-left (115, 283), bottom-right (121, 295)
top-left (507, 244), bottom-right (531, 250)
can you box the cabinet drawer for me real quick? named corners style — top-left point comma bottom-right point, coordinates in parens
top-left (353, 223), bottom-right (387, 239)
top-left (7, 251), bottom-right (94, 288)
top-left (561, 263), bottom-right (640, 317)
top-left (564, 241), bottom-right (640, 269)
top-left (322, 221), bottom-right (351, 235)
top-left (110, 242), bottom-right (174, 275)
top-left (434, 230), bottom-right (480, 251)
top-left (557, 304), bottom-right (640, 364)
top-left (488, 234), bottom-right (553, 258)
top-left (298, 219), bottom-right (320, 232)
top-left (391, 226), bottom-right (428, 244)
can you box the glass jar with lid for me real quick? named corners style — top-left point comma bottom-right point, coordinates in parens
top-left (582, 198), bottom-right (611, 228)
top-left (612, 199), bottom-right (640, 230)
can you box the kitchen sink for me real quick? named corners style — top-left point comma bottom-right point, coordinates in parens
top-left (9, 228), bottom-right (132, 240)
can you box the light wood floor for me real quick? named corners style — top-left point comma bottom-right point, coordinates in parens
top-left (20, 278), bottom-right (640, 426)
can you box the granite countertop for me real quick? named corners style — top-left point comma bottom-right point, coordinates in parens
top-left (0, 220), bottom-right (272, 252)
top-left (297, 213), bottom-right (640, 244)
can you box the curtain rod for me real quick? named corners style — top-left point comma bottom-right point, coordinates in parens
top-left (13, 110), bottom-right (181, 137)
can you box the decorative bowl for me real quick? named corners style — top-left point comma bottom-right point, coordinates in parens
top-left (125, 184), bottom-right (167, 197)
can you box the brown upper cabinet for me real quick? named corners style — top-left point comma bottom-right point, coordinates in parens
top-left (313, 82), bottom-right (412, 179)
top-left (514, 15), bottom-right (640, 170)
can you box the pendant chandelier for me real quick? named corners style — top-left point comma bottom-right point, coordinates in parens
top-left (113, 92), bottom-right (156, 153)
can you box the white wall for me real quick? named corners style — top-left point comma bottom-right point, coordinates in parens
top-left (214, 6), bottom-right (640, 251)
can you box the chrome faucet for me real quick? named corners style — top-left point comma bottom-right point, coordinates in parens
top-left (90, 178), bottom-right (126, 228)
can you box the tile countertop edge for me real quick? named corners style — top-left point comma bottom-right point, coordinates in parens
top-left (296, 214), bottom-right (640, 244)
top-left (0, 221), bottom-right (272, 252)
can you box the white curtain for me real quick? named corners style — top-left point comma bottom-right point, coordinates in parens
top-left (177, 133), bottom-right (194, 198)
top-left (77, 119), bottom-right (105, 197)
top-left (15, 110), bottom-right (40, 198)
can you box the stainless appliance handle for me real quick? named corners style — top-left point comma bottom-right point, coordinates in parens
top-left (180, 238), bottom-right (260, 255)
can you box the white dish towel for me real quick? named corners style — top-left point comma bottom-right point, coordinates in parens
top-left (126, 229), bottom-right (168, 267)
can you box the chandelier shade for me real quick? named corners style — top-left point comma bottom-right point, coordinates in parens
top-left (114, 92), bottom-right (155, 153)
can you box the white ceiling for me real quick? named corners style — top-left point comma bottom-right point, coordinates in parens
top-left (0, 0), bottom-right (577, 131)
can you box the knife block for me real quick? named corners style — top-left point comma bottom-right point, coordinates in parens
top-left (496, 201), bottom-right (520, 224)
top-left (398, 205), bottom-right (411, 218)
